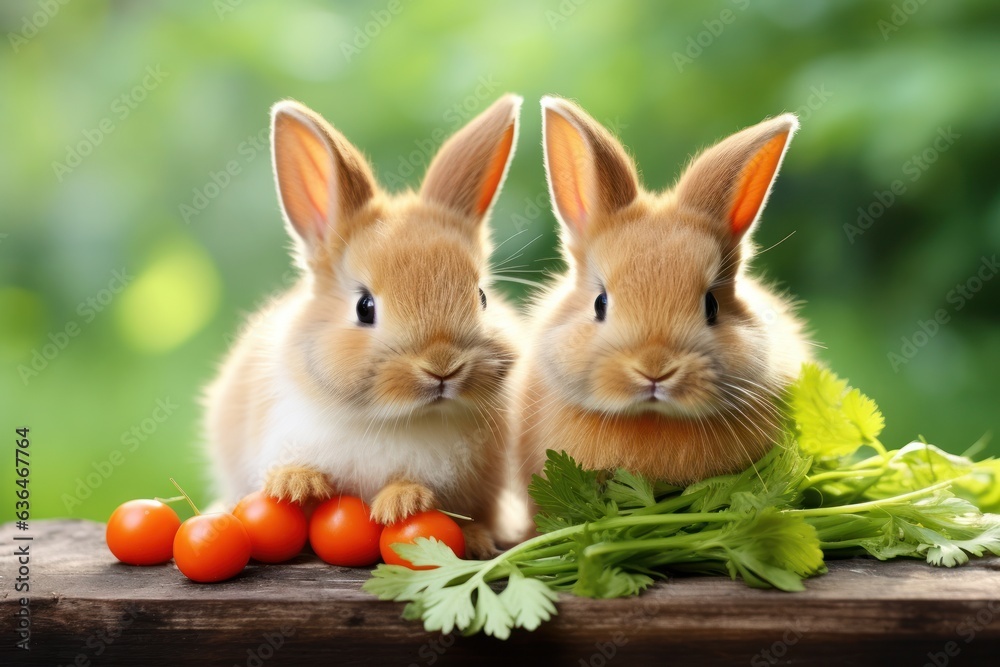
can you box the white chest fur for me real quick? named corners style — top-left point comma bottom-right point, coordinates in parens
top-left (250, 368), bottom-right (481, 502)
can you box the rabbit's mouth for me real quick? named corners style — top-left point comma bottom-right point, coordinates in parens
top-left (418, 365), bottom-right (465, 403)
top-left (630, 395), bottom-right (721, 420)
top-left (417, 378), bottom-right (471, 411)
top-left (617, 369), bottom-right (724, 419)
top-left (427, 391), bottom-right (457, 405)
top-left (616, 363), bottom-right (720, 418)
top-left (419, 392), bottom-right (476, 419)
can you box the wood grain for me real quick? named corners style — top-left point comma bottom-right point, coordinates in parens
top-left (2, 520), bottom-right (999, 666)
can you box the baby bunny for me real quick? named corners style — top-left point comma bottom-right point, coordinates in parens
top-left (514, 97), bottom-right (811, 489)
top-left (205, 95), bottom-right (524, 556)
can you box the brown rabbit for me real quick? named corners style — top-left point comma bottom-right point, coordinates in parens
top-left (204, 95), bottom-right (524, 556)
top-left (513, 96), bottom-right (811, 494)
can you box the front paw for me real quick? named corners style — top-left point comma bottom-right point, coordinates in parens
top-left (461, 523), bottom-right (498, 559)
top-left (370, 480), bottom-right (435, 525)
top-left (263, 464), bottom-right (333, 504)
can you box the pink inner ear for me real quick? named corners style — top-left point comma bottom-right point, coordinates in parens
top-left (729, 131), bottom-right (789, 236)
top-left (571, 175), bottom-right (587, 225)
top-left (475, 123), bottom-right (516, 215)
top-left (302, 148), bottom-right (330, 222)
top-left (566, 136), bottom-right (592, 230)
top-left (546, 109), bottom-right (593, 236)
top-left (276, 117), bottom-right (335, 242)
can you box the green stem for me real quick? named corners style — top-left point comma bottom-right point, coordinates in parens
top-left (506, 512), bottom-right (735, 562)
top-left (583, 530), bottom-right (723, 562)
top-left (592, 512), bottom-right (738, 530)
top-left (818, 538), bottom-right (869, 549)
top-left (625, 492), bottom-right (699, 517)
top-left (458, 511), bottom-right (738, 589)
top-left (463, 523), bottom-right (588, 587)
top-left (471, 479), bottom-right (951, 592)
top-left (154, 495), bottom-right (186, 504)
top-left (169, 478), bottom-right (200, 516)
top-left (499, 525), bottom-right (582, 561)
top-left (802, 468), bottom-right (885, 488)
top-left (869, 438), bottom-right (889, 458)
top-left (518, 561), bottom-right (578, 577)
top-left (543, 574), bottom-right (581, 588)
top-left (849, 453), bottom-right (890, 469)
top-left (514, 543), bottom-right (574, 561)
top-left (787, 479), bottom-right (954, 517)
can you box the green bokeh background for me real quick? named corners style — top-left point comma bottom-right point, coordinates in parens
top-left (3, 1), bottom-right (998, 522)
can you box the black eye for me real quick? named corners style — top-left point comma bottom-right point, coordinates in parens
top-left (705, 291), bottom-right (719, 325)
top-left (594, 292), bottom-right (608, 321)
top-left (479, 287), bottom-right (487, 310)
top-left (356, 293), bottom-right (375, 325)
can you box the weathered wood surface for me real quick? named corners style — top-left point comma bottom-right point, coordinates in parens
top-left (1, 520), bottom-right (999, 666)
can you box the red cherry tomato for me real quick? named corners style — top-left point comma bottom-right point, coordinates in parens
top-left (380, 510), bottom-right (465, 570)
top-left (309, 496), bottom-right (382, 566)
top-left (233, 491), bottom-right (308, 563)
top-left (173, 513), bottom-right (251, 583)
top-left (106, 499), bottom-right (181, 566)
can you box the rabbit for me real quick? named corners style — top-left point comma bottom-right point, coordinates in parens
top-left (513, 96), bottom-right (812, 494)
top-left (204, 94), bottom-right (524, 557)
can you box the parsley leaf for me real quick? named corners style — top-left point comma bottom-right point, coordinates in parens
top-left (363, 363), bottom-right (1000, 638)
top-left (789, 364), bottom-right (884, 461)
top-left (528, 449), bottom-right (614, 531)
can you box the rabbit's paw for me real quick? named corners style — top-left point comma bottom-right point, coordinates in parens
top-left (370, 481), bottom-right (435, 525)
top-left (263, 465), bottom-right (333, 504)
top-left (461, 523), bottom-right (498, 559)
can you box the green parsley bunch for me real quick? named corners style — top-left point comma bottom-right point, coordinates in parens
top-left (363, 364), bottom-right (1000, 638)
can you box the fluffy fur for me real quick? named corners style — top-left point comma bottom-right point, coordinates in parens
top-left (205, 95), bottom-right (524, 556)
top-left (513, 97), bottom-right (812, 498)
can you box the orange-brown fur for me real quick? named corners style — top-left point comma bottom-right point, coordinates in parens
top-left (205, 96), bottom-right (524, 555)
top-left (513, 98), bottom-right (811, 504)
top-left (264, 464), bottom-right (334, 505)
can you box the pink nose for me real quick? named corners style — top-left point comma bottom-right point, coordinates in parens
top-left (640, 368), bottom-right (677, 384)
top-left (423, 364), bottom-right (464, 383)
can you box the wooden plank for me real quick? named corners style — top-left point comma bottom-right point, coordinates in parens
top-left (2, 519), bottom-right (999, 666)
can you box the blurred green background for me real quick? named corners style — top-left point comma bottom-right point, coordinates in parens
top-left (2, 0), bottom-right (999, 522)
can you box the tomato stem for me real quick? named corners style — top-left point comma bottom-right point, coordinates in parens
top-left (154, 495), bottom-right (186, 504)
top-left (169, 478), bottom-right (201, 516)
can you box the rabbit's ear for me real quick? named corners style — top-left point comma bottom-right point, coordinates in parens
top-left (420, 94), bottom-right (522, 223)
top-left (271, 100), bottom-right (376, 251)
top-left (674, 114), bottom-right (798, 242)
top-left (542, 96), bottom-right (638, 241)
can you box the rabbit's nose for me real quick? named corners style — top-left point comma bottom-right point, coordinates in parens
top-left (422, 363), bottom-right (465, 383)
top-left (421, 337), bottom-right (463, 376)
top-left (638, 367), bottom-right (677, 385)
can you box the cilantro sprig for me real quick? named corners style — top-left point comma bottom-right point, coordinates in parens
top-left (363, 363), bottom-right (1000, 638)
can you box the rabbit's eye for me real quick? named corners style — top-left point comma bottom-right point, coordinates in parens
top-left (356, 293), bottom-right (375, 325)
top-left (594, 292), bottom-right (608, 322)
top-left (479, 287), bottom-right (487, 310)
top-left (705, 291), bottom-right (719, 325)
